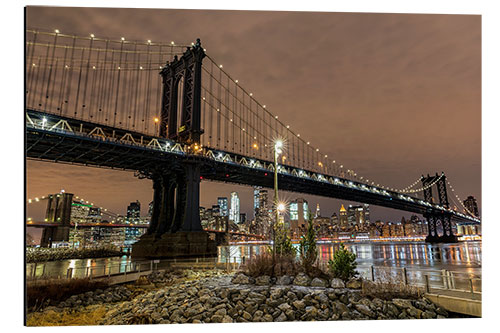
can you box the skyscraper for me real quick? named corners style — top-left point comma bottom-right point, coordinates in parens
top-left (463, 196), bottom-right (479, 217)
top-left (339, 204), bottom-right (348, 228)
top-left (253, 186), bottom-right (261, 218)
top-left (218, 197), bottom-right (228, 217)
top-left (230, 192), bottom-right (240, 224)
top-left (315, 203), bottom-right (321, 218)
top-left (126, 200), bottom-right (141, 224)
top-left (290, 198), bottom-right (309, 233)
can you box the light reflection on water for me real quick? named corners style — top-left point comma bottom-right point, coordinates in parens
top-left (27, 241), bottom-right (481, 278)
top-left (219, 241), bottom-right (482, 274)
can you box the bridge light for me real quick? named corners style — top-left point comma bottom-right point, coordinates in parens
top-left (121, 37), bottom-right (125, 41)
top-left (90, 33), bottom-right (95, 38)
top-left (219, 64), bottom-right (223, 68)
top-left (316, 148), bottom-right (319, 152)
top-left (263, 105), bottom-right (266, 108)
top-left (28, 199), bottom-right (32, 203)
top-left (275, 115), bottom-right (278, 119)
top-left (154, 117), bottom-right (159, 123)
top-left (147, 39), bottom-right (151, 44)
top-left (35, 197), bottom-right (39, 202)
top-left (235, 80), bottom-right (238, 83)
top-left (54, 29), bottom-right (60, 34)
top-left (253, 143), bottom-right (258, 149)
top-left (307, 142), bottom-right (310, 145)
top-left (139, 66), bottom-right (143, 70)
top-left (249, 93), bottom-right (253, 96)
top-left (92, 66), bottom-right (96, 70)
top-left (171, 41), bottom-right (175, 45)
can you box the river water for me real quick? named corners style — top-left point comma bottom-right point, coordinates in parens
top-left (27, 241), bottom-right (481, 283)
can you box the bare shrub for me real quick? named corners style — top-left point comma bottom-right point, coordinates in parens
top-left (27, 278), bottom-right (109, 310)
top-left (361, 269), bottom-right (424, 300)
top-left (241, 252), bottom-right (302, 278)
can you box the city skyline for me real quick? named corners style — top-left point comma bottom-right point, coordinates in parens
top-left (26, 8), bottom-right (480, 227)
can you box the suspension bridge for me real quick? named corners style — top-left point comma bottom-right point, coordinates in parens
top-left (25, 29), bottom-right (480, 257)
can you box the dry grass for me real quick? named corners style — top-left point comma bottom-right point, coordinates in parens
top-left (361, 269), bottom-right (424, 300)
top-left (242, 252), bottom-right (302, 277)
top-left (27, 278), bottom-right (109, 311)
top-left (26, 305), bottom-right (108, 326)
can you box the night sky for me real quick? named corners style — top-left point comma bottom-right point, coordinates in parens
top-left (26, 7), bottom-right (481, 227)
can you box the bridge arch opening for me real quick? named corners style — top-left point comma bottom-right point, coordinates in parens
top-left (176, 76), bottom-right (184, 135)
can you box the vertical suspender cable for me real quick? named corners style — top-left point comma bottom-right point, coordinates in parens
top-left (57, 46), bottom-right (69, 116)
top-left (80, 36), bottom-right (93, 120)
top-left (73, 37), bottom-right (86, 119)
top-left (44, 33), bottom-right (58, 111)
top-left (64, 36), bottom-right (77, 118)
top-left (113, 39), bottom-right (124, 127)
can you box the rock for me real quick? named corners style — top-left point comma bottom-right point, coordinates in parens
top-left (276, 275), bottom-right (293, 285)
top-left (407, 306), bottom-right (423, 319)
top-left (422, 310), bottom-right (436, 319)
top-left (278, 303), bottom-right (292, 312)
top-left (255, 275), bottom-right (272, 286)
top-left (263, 314), bottom-right (274, 322)
top-left (346, 278), bottom-right (362, 289)
top-left (292, 300), bottom-right (306, 310)
top-left (242, 311), bottom-right (252, 320)
top-left (294, 273), bottom-right (311, 286)
top-left (330, 278), bottom-right (345, 288)
top-left (310, 278), bottom-right (328, 287)
top-left (275, 312), bottom-right (287, 322)
top-left (222, 315), bottom-right (233, 323)
top-left (231, 273), bottom-right (255, 285)
top-left (210, 314), bottom-right (223, 323)
top-left (392, 298), bottom-right (414, 309)
top-left (355, 304), bottom-right (375, 317)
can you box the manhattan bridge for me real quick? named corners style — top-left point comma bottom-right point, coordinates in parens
top-left (25, 29), bottom-right (480, 257)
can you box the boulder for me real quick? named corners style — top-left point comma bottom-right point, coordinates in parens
top-left (330, 278), bottom-right (345, 288)
top-left (276, 275), bottom-right (293, 285)
top-left (346, 278), bottom-right (362, 289)
top-left (392, 298), bottom-right (414, 309)
top-left (310, 278), bottom-right (328, 287)
top-left (231, 273), bottom-right (255, 285)
top-left (294, 273), bottom-right (311, 286)
top-left (255, 275), bottom-right (272, 286)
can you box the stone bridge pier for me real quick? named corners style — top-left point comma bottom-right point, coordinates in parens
top-left (131, 162), bottom-right (217, 259)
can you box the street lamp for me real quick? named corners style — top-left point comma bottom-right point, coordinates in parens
top-left (273, 139), bottom-right (283, 268)
top-left (154, 117), bottom-right (159, 135)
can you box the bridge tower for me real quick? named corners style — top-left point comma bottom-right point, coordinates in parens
top-left (132, 39), bottom-right (216, 259)
top-left (159, 38), bottom-right (205, 144)
top-left (421, 173), bottom-right (457, 243)
top-left (40, 193), bottom-right (74, 247)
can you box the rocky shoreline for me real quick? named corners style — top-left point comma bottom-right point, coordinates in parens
top-left (27, 269), bottom-right (451, 325)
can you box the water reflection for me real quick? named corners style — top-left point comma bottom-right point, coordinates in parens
top-left (27, 241), bottom-right (481, 279)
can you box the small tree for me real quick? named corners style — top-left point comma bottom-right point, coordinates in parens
top-left (299, 212), bottom-right (317, 272)
top-left (328, 243), bottom-right (358, 282)
top-left (273, 223), bottom-right (296, 256)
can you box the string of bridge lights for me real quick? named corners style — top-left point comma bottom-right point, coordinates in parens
top-left (29, 30), bottom-right (471, 202)
top-left (26, 192), bottom-right (117, 216)
top-left (207, 56), bottom-right (437, 194)
top-left (28, 28), bottom-right (192, 48)
top-left (446, 178), bottom-right (477, 218)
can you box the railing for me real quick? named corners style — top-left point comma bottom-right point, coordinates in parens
top-left (26, 256), bottom-right (246, 281)
top-left (27, 256), bottom-right (481, 296)
top-left (354, 265), bottom-right (482, 294)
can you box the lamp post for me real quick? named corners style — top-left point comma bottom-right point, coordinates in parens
top-left (154, 117), bottom-right (159, 136)
top-left (273, 140), bottom-right (283, 268)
